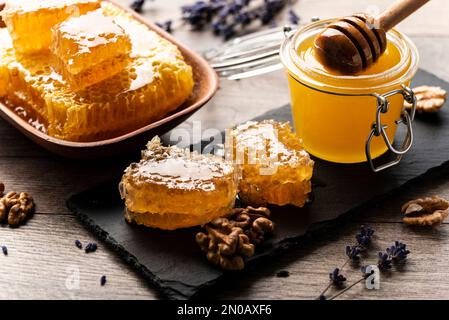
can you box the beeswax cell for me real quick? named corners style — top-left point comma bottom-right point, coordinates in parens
top-left (120, 137), bottom-right (239, 230)
top-left (51, 9), bottom-right (131, 90)
top-left (1, 0), bottom-right (100, 54)
top-left (227, 120), bottom-right (314, 207)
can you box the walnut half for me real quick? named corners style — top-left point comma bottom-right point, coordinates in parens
top-left (404, 86), bottom-right (447, 113)
top-left (196, 206), bottom-right (275, 270)
top-left (401, 196), bottom-right (449, 226)
top-left (0, 183), bottom-right (35, 227)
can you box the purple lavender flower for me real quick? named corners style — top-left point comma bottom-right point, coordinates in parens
top-left (329, 268), bottom-right (346, 287)
top-left (356, 225), bottom-right (375, 248)
top-left (288, 9), bottom-right (299, 25)
top-left (130, 0), bottom-right (146, 13)
top-left (181, 0), bottom-right (290, 39)
top-left (345, 245), bottom-right (361, 260)
top-left (377, 252), bottom-right (392, 271)
top-left (387, 241), bottom-right (410, 262)
top-left (156, 20), bottom-right (173, 33)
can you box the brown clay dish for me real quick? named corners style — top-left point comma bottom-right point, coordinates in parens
top-left (0, 0), bottom-right (218, 158)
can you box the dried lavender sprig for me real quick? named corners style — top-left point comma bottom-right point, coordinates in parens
top-left (182, 0), bottom-right (291, 39)
top-left (1, 245), bottom-right (7, 256)
top-left (329, 268), bottom-right (346, 287)
top-left (318, 225), bottom-right (375, 299)
top-left (156, 20), bottom-right (173, 33)
top-left (356, 225), bottom-right (375, 248)
top-left (130, 0), bottom-right (155, 13)
top-left (378, 241), bottom-right (410, 271)
top-left (345, 245), bottom-right (361, 260)
top-left (288, 8), bottom-right (299, 25)
top-left (130, 0), bottom-right (145, 13)
top-left (387, 241), bottom-right (410, 262)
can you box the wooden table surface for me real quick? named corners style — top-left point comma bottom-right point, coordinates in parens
top-left (1, 0), bottom-right (449, 300)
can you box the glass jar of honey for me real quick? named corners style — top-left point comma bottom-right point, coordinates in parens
top-left (280, 20), bottom-right (419, 171)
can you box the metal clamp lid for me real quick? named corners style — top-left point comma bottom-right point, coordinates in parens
top-left (366, 85), bottom-right (417, 172)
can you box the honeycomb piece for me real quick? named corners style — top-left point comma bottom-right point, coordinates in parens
top-left (227, 120), bottom-right (314, 207)
top-left (0, 6), bottom-right (194, 142)
top-left (1, 0), bottom-right (100, 54)
top-left (51, 10), bottom-right (131, 90)
top-left (0, 28), bottom-right (13, 97)
top-left (119, 137), bottom-right (239, 230)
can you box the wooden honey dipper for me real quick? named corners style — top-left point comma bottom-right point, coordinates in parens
top-left (314, 0), bottom-right (430, 74)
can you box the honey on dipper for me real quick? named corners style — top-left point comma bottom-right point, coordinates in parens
top-left (314, 0), bottom-right (429, 74)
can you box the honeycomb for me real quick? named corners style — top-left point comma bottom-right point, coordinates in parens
top-left (0, 29), bottom-right (13, 97)
top-left (119, 137), bottom-right (239, 230)
top-left (50, 9), bottom-right (131, 90)
top-left (0, 2), bottom-right (195, 142)
top-left (1, 0), bottom-right (100, 54)
top-left (227, 120), bottom-right (314, 207)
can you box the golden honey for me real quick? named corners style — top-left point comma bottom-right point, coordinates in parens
top-left (120, 137), bottom-right (239, 230)
top-left (1, 0), bottom-right (100, 54)
top-left (50, 9), bottom-right (131, 90)
top-left (227, 120), bottom-right (314, 207)
top-left (280, 20), bottom-right (419, 164)
top-left (0, 1), bottom-right (195, 142)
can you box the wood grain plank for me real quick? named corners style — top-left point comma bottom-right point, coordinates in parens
top-left (0, 214), bottom-right (156, 299)
top-left (213, 221), bottom-right (449, 300)
top-left (0, 157), bottom-right (133, 214)
top-left (2, 213), bottom-right (449, 299)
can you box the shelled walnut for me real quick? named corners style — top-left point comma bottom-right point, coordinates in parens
top-left (0, 182), bottom-right (35, 227)
top-left (404, 86), bottom-right (447, 113)
top-left (402, 196), bottom-right (449, 226)
top-left (196, 206), bottom-right (275, 270)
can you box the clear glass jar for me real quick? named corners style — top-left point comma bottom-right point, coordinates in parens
top-left (280, 20), bottom-right (419, 169)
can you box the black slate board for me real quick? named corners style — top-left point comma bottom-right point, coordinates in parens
top-left (67, 69), bottom-right (449, 300)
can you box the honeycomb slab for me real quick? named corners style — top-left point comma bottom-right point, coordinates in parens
top-left (119, 137), bottom-right (239, 230)
top-left (1, 0), bottom-right (100, 54)
top-left (0, 2), bottom-right (195, 142)
top-left (51, 10), bottom-right (131, 90)
top-left (227, 120), bottom-right (314, 207)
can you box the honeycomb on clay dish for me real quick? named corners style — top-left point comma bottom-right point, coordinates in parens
top-left (0, 2), bottom-right (195, 142)
top-left (50, 9), bottom-right (131, 91)
top-left (227, 120), bottom-right (314, 207)
top-left (119, 136), bottom-right (239, 230)
top-left (1, 0), bottom-right (100, 54)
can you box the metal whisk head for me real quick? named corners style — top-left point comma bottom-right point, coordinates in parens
top-left (205, 25), bottom-right (297, 80)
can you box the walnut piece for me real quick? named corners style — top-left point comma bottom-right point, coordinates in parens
top-left (196, 206), bottom-right (275, 270)
top-left (401, 196), bottom-right (449, 226)
top-left (404, 86), bottom-right (447, 113)
top-left (0, 187), bottom-right (35, 227)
